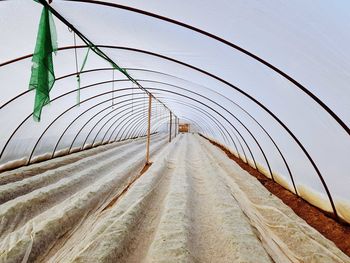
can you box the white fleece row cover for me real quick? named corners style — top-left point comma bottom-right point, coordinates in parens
top-left (0, 133), bottom-right (348, 262)
top-left (0, 1), bottom-right (349, 222)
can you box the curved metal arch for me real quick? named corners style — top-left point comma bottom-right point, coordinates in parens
top-left (134, 116), bottom-right (192, 140)
top-left (2, 65), bottom-right (245, 168)
top-left (160, 102), bottom-right (231, 145)
top-left (133, 115), bottom-right (205, 142)
top-left (99, 103), bottom-right (160, 145)
top-left (28, 91), bottom-right (148, 164)
top-left (128, 108), bottom-right (220, 146)
top-left (147, 114), bottom-right (185, 139)
top-left (77, 97), bottom-right (158, 151)
top-left (134, 110), bottom-right (182, 140)
top-left (122, 110), bottom-right (169, 140)
top-left (140, 88), bottom-right (263, 170)
top-left (3, 75), bottom-right (246, 168)
top-left (131, 117), bottom-right (165, 139)
top-left (147, 97), bottom-right (255, 163)
top-left (133, 116), bottom-right (208, 145)
top-left (0, 84), bottom-right (138, 163)
top-left (114, 106), bottom-right (164, 141)
top-left (126, 67), bottom-right (296, 189)
top-left (153, 99), bottom-right (231, 146)
top-left (102, 103), bottom-right (148, 143)
top-left (60, 66), bottom-right (295, 187)
top-left (0, 65), bottom-right (243, 142)
top-left (123, 114), bottom-right (174, 142)
top-left (4, 44), bottom-right (308, 198)
top-left (144, 82), bottom-right (275, 178)
top-left (0, 45), bottom-right (338, 217)
top-left (6, 71), bottom-right (292, 194)
top-left (93, 102), bottom-right (144, 144)
top-left (107, 117), bottom-right (159, 145)
top-left (102, 87), bottom-right (254, 167)
top-left (176, 117), bottom-right (207, 135)
top-left (84, 45), bottom-right (336, 217)
top-left (132, 115), bottom-right (182, 141)
top-left (75, 97), bottom-right (164, 152)
top-left (97, 107), bottom-right (164, 145)
top-left (52, 93), bottom-right (147, 158)
top-left (127, 111), bottom-right (206, 140)
top-left (149, 97), bottom-right (236, 152)
top-left (82, 67), bottom-right (297, 192)
top-left (110, 107), bottom-right (166, 144)
top-left (89, 94), bottom-right (233, 155)
top-left (106, 99), bottom-right (213, 146)
top-left (0, 60), bottom-right (301, 196)
top-left (67, 66), bottom-right (298, 191)
top-left (109, 108), bottom-right (169, 145)
top-left (60, 80), bottom-right (243, 163)
top-left (57, 0), bottom-right (349, 136)
top-left (0, 49), bottom-right (306, 194)
top-left (59, 82), bottom-right (248, 162)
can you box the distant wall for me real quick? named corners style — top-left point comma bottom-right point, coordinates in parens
top-left (179, 124), bottom-right (190, 133)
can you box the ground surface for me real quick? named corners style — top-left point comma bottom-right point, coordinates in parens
top-left (0, 133), bottom-right (348, 263)
top-left (207, 137), bottom-right (350, 257)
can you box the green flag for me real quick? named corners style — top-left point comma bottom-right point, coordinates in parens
top-left (29, 5), bottom-right (57, 121)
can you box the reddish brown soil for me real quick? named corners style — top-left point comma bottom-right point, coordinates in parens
top-left (204, 137), bottom-right (350, 257)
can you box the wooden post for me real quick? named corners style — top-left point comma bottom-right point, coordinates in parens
top-left (177, 117), bottom-right (179, 135)
top-left (176, 117), bottom-right (178, 136)
top-left (146, 94), bottom-right (152, 164)
top-left (169, 111), bottom-right (172, 143)
top-left (175, 116), bottom-right (178, 137)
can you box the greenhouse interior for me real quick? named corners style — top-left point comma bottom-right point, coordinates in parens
top-left (0, 0), bottom-right (349, 262)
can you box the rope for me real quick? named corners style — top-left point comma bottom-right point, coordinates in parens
top-left (73, 33), bottom-right (80, 105)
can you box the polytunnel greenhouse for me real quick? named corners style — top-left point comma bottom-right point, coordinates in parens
top-left (0, 0), bottom-right (349, 262)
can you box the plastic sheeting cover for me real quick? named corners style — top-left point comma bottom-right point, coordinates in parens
top-left (0, 0), bottom-right (349, 222)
